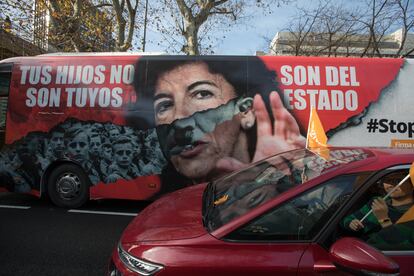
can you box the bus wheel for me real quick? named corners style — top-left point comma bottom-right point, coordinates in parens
top-left (47, 164), bottom-right (89, 208)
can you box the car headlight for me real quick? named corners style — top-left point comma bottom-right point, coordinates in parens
top-left (117, 243), bottom-right (164, 275)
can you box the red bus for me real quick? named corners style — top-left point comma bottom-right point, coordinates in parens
top-left (0, 53), bottom-right (412, 207)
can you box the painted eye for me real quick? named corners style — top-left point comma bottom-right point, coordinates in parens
top-left (194, 90), bottom-right (213, 99)
top-left (155, 101), bottom-right (173, 115)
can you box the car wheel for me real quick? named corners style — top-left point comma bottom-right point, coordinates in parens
top-left (47, 164), bottom-right (90, 208)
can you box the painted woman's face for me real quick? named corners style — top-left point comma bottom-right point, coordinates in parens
top-left (153, 62), bottom-right (249, 182)
top-left (154, 62), bottom-right (237, 124)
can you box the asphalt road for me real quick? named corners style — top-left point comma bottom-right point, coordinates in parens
top-left (0, 193), bottom-right (150, 276)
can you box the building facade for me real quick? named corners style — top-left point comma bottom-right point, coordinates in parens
top-left (269, 29), bottom-right (414, 58)
top-left (33, 0), bottom-right (115, 52)
top-left (0, 18), bottom-right (45, 60)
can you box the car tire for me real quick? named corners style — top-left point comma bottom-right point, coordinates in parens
top-left (47, 164), bottom-right (90, 208)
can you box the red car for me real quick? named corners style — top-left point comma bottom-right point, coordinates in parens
top-left (109, 147), bottom-right (414, 276)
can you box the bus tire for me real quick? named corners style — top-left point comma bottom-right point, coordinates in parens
top-left (47, 164), bottom-right (90, 208)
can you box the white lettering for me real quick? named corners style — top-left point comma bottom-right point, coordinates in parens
top-left (281, 89), bottom-right (359, 111)
top-left (318, 90), bottom-right (331, 110)
top-left (41, 66), bottom-right (52, 85)
top-left (307, 89), bottom-right (318, 108)
top-left (67, 66), bottom-right (75, 84)
top-left (111, 87), bottom-right (123, 107)
top-left (88, 88), bottom-right (99, 107)
top-left (326, 66), bottom-right (338, 86)
top-left (94, 65), bottom-right (106, 84)
top-left (308, 66), bottom-right (320, 85)
top-left (280, 66), bottom-right (293, 85)
top-left (20, 66), bottom-right (31, 85)
top-left (99, 87), bottom-right (111, 107)
top-left (82, 65), bottom-right (94, 85)
top-left (49, 88), bottom-right (61, 107)
top-left (122, 65), bottom-right (134, 84)
top-left (339, 67), bottom-right (350, 86)
top-left (294, 89), bottom-right (306, 110)
top-left (29, 66), bottom-right (41, 85)
top-left (349, 67), bottom-right (360, 86)
top-left (25, 88), bottom-right (36, 107)
top-left (65, 87), bottom-right (76, 107)
top-left (345, 90), bottom-right (358, 111)
top-left (37, 87), bottom-right (49, 107)
top-left (75, 88), bottom-right (88, 107)
top-left (294, 66), bottom-right (307, 86)
top-left (56, 66), bottom-right (68, 84)
top-left (110, 65), bottom-right (122, 84)
top-left (331, 90), bottom-right (344, 110)
top-left (74, 66), bottom-right (82, 84)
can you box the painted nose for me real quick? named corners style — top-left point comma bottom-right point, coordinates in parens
top-left (172, 117), bottom-right (196, 146)
top-left (174, 125), bottom-right (194, 146)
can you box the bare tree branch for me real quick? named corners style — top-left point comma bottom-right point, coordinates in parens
top-left (152, 0), bottom-right (293, 55)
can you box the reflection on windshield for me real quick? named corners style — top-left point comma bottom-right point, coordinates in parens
top-left (205, 148), bottom-right (373, 231)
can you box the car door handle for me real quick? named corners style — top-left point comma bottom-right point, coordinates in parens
top-left (314, 259), bottom-right (337, 272)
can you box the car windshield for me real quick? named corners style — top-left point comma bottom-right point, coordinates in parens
top-left (204, 148), bottom-right (373, 232)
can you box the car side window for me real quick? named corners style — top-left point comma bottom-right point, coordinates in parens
top-left (338, 169), bottom-right (414, 251)
top-left (225, 174), bottom-right (363, 241)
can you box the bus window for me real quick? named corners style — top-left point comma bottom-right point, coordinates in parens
top-left (0, 64), bottom-right (11, 149)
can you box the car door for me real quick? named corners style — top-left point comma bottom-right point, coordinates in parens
top-left (222, 173), bottom-right (362, 275)
top-left (314, 165), bottom-right (414, 275)
top-left (380, 166), bottom-right (414, 275)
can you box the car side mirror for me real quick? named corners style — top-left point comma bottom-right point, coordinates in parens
top-left (329, 237), bottom-right (399, 275)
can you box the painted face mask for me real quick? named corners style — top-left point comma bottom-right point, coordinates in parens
top-left (156, 97), bottom-right (253, 160)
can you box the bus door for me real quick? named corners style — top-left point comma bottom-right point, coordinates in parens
top-left (0, 63), bottom-right (12, 149)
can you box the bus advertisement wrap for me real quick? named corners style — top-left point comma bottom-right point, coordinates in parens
top-left (0, 55), bottom-right (413, 205)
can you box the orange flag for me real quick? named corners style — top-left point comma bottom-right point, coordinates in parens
top-left (306, 107), bottom-right (329, 159)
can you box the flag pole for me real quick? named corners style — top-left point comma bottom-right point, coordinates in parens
top-left (305, 107), bottom-right (313, 149)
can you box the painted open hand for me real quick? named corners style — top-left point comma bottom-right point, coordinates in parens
top-left (252, 91), bottom-right (306, 162)
top-left (216, 91), bottom-right (305, 173)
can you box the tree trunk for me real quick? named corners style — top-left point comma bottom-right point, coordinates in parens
top-left (184, 23), bottom-right (199, 55)
top-left (112, 0), bottom-right (126, 51)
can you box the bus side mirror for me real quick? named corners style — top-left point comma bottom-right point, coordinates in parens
top-left (329, 237), bottom-right (399, 275)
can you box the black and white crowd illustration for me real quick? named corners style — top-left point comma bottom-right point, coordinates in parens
top-left (0, 119), bottom-right (166, 193)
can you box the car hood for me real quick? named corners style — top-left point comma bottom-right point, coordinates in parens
top-left (121, 183), bottom-right (207, 243)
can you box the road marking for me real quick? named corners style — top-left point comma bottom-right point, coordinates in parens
top-left (68, 209), bottom-right (138, 217)
top-left (0, 204), bottom-right (31, 210)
